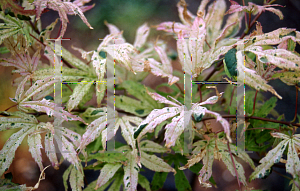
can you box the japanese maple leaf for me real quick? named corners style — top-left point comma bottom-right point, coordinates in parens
top-left (231, 24), bottom-right (300, 99)
top-left (0, 112), bottom-right (82, 176)
top-left (250, 132), bottom-right (300, 190)
top-left (157, 0), bottom-right (243, 77)
top-left (103, 22), bottom-right (179, 85)
top-left (0, 49), bottom-right (40, 76)
top-left (226, 0), bottom-right (284, 20)
top-left (135, 91), bottom-right (231, 149)
top-left (94, 143), bottom-right (174, 191)
top-left (34, 0), bottom-right (94, 38)
top-left (9, 76), bottom-right (86, 124)
top-left (179, 138), bottom-right (255, 188)
top-left (0, 0), bottom-right (36, 16)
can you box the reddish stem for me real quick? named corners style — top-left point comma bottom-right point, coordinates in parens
top-left (198, 84), bottom-right (202, 102)
top-left (202, 115), bottom-right (300, 128)
top-left (229, 86), bottom-right (236, 107)
top-left (251, 90), bottom-right (258, 115)
top-left (4, 104), bottom-right (18, 111)
top-left (292, 84), bottom-right (298, 123)
top-left (227, 141), bottom-right (242, 191)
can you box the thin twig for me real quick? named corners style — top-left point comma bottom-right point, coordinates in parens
top-left (64, 84), bottom-right (73, 92)
top-left (229, 86), bottom-right (236, 107)
top-left (246, 127), bottom-right (279, 132)
top-left (291, 84), bottom-right (298, 123)
top-left (198, 84), bottom-right (202, 102)
top-left (251, 90), bottom-right (258, 116)
top-left (202, 115), bottom-right (300, 128)
top-left (227, 141), bottom-right (242, 191)
top-left (175, 82), bottom-right (184, 94)
top-left (273, 169), bottom-right (293, 180)
top-left (240, 12), bottom-right (262, 39)
top-left (4, 104), bottom-right (18, 111)
top-left (30, 34), bottom-right (46, 47)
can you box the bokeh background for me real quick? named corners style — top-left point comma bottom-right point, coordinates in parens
top-left (0, 0), bottom-right (300, 190)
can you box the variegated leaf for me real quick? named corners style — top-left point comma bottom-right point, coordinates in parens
top-left (124, 149), bottom-right (139, 191)
top-left (44, 132), bottom-right (59, 169)
top-left (67, 81), bottom-right (94, 112)
top-left (28, 133), bottom-right (43, 171)
top-left (164, 111), bottom-right (185, 148)
top-left (250, 139), bottom-right (289, 181)
top-left (57, 135), bottom-right (80, 168)
top-left (271, 71), bottom-right (300, 86)
top-left (140, 151), bottom-right (175, 173)
top-left (140, 140), bottom-right (169, 153)
top-left (0, 125), bottom-right (35, 176)
top-left (226, 1), bottom-right (283, 20)
top-left (79, 115), bottom-right (107, 152)
top-left (286, 139), bottom-right (300, 189)
top-left (63, 164), bottom-right (84, 191)
top-left (236, 50), bottom-right (282, 99)
top-left (198, 143), bottom-right (214, 185)
top-left (20, 99), bottom-right (86, 123)
top-left (136, 106), bottom-right (183, 141)
top-left (34, 0), bottom-right (93, 38)
top-left (95, 163), bottom-right (122, 189)
top-left (133, 23), bottom-right (150, 50)
top-left (0, 111), bottom-right (38, 131)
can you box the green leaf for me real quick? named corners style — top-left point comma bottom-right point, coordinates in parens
top-left (140, 151), bottom-right (175, 173)
top-left (0, 46), bottom-right (9, 54)
top-left (95, 163), bottom-right (122, 189)
top-left (120, 80), bottom-right (163, 109)
top-left (138, 174), bottom-right (151, 191)
top-left (107, 172), bottom-right (123, 191)
top-left (174, 170), bottom-right (192, 191)
top-left (255, 97), bottom-right (277, 118)
top-left (0, 12), bottom-right (32, 46)
top-left (224, 48), bottom-right (238, 80)
top-left (88, 153), bottom-right (127, 163)
top-left (189, 163), bottom-right (203, 174)
top-left (151, 172), bottom-right (168, 191)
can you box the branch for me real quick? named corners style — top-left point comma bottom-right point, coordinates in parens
top-left (227, 141), bottom-right (242, 191)
top-left (202, 115), bottom-right (300, 128)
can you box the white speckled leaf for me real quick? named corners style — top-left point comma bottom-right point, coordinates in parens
top-left (236, 50), bottom-right (282, 99)
top-left (28, 133), bottom-right (43, 171)
top-left (124, 149), bottom-right (139, 191)
top-left (0, 125), bottom-right (35, 176)
top-left (21, 99), bottom-right (86, 123)
top-left (95, 163), bottom-right (122, 189)
top-left (220, 149), bottom-right (247, 185)
top-left (247, 47), bottom-right (300, 71)
top-left (250, 139), bottom-right (289, 181)
top-left (271, 71), bottom-right (300, 86)
top-left (136, 106), bottom-right (182, 141)
top-left (198, 143), bottom-right (214, 185)
top-left (67, 81), bottom-right (93, 112)
top-left (164, 111), bottom-right (185, 148)
top-left (55, 134), bottom-right (80, 169)
top-left (44, 132), bottom-right (59, 169)
top-left (80, 115), bottom-right (107, 152)
top-left (0, 111), bottom-right (38, 131)
top-left (119, 118), bottom-right (136, 149)
top-left (286, 139), bottom-right (300, 189)
top-left (140, 151), bottom-right (175, 173)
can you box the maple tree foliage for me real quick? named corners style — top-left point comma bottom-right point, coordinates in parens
top-left (0, 0), bottom-right (300, 191)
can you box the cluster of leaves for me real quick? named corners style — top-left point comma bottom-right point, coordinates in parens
top-left (0, 0), bottom-right (300, 191)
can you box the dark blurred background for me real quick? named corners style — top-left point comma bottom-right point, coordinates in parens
top-left (1, 0), bottom-right (300, 190)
